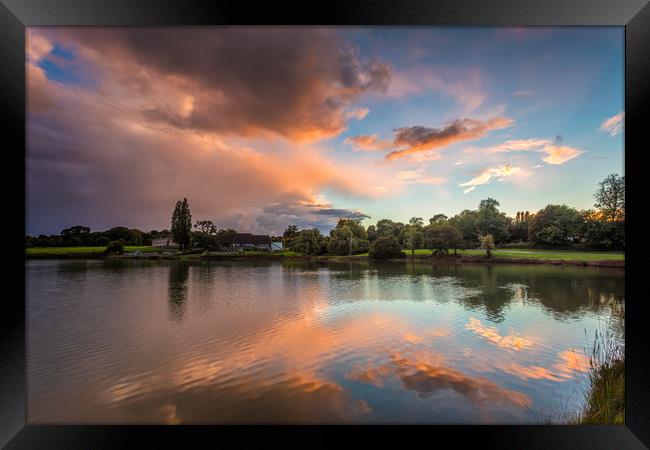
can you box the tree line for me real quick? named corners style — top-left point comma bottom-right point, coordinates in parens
top-left (280, 173), bottom-right (624, 258)
top-left (25, 174), bottom-right (624, 257)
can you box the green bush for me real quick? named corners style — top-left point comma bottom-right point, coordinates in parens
top-left (369, 235), bottom-right (403, 260)
top-left (106, 239), bottom-right (125, 254)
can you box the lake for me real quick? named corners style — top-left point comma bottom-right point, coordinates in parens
top-left (26, 259), bottom-right (624, 424)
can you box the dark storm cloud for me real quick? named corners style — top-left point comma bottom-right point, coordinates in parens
top-left (386, 117), bottom-right (514, 160)
top-left (26, 28), bottom-right (384, 235)
top-left (43, 27), bottom-right (391, 141)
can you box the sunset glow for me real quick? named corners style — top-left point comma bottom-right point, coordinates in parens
top-left (26, 27), bottom-right (623, 235)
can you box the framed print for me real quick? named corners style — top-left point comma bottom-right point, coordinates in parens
top-left (2, 0), bottom-right (649, 448)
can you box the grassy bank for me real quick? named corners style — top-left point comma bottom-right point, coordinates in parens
top-left (26, 246), bottom-right (624, 267)
top-left (403, 248), bottom-right (624, 261)
top-left (26, 246), bottom-right (160, 256)
top-left (574, 329), bottom-right (625, 424)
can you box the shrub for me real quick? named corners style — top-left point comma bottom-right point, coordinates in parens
top-left (368, 235), bottom-right (403, 260)
top-left (106, 239), bottom-right (125, 254)
top-left (478, 234), bottom-right (495, 258)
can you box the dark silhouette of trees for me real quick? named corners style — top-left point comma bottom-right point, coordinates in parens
top-left (171, 198), bottom-right (192, 250)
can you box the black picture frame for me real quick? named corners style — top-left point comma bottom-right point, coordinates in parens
top-left (2, 0), bottom-right (648, 448)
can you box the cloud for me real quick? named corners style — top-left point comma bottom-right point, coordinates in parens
top-left (513, 90), bottom-right (535, 96)
top-left (599, 112), bottom-right (624, 136)
top-left (384, 117), bottom-right (514, 161)
top-left (34, 27), bottom-right (391, 143)
top-left (345, 108), bottom-right (370, 120)
top-left (540, 145), bottom-right (585, 165)
top-left (344, 134), bottom-right (393, 151)
top-left (26, 29), bottom-right (390, 235)
top-left (386, 66), bottom-right (487, 114)
top-left (349, 353), bottom-right (531, 408)
top-left (396, 169), bottom-right (445, 185)
top-left (459, 164), bottom-right (525, 193)
top-left (473, 138), bottom-right (585, 165)
top-left (465, 318), bottom-right (533, 351)
top-left (481, 139), bottom-right (553, 153)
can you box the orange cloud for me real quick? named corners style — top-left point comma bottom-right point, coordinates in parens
top-left (344, 134), bottom-right (393, 151)
top-left (459, 164), bottom-right (527, 194)
top-left (385, 117), bottom-right (514, 161)
top-left (471, 138), bottom-right (585, 166)
top-left (464, 318), bottom-right (533, 351)
top-left (599, 112), bottom-right (624, 136)
top-left (541, 145), bottom-right (585, 165)
top-left (349, 352), bottom-right (531, 408)
top-left (26, 29), bottom-right (394, 234)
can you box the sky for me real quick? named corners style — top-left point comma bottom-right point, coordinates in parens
top-left (26, 27), bottom-right (624, 236)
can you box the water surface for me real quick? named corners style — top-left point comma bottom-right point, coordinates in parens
top-left (26, 259), bottom-right (624, 424)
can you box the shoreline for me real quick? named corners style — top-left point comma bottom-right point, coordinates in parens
top-left (25, 252), bottom-right (625, 268)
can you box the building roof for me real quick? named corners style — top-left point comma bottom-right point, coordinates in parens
top-left (214, 233), bottom-right (271, 246)
top-left (232, 233), bottom-right (271, 245)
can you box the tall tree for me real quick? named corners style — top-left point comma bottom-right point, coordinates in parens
top-left (594, 173), bottom-right (625, 222)
top-left (171, 198), bottom-right (192, 250)
top-left (476, 198), bottom-right (509, 244)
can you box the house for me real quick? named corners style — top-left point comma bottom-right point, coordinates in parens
top-left (214, 233), bottom-right (272, 252)
top-left (152, 234), bottom-right (178, 248)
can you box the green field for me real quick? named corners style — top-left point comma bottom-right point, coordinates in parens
top-left (402, 248), bottom-right (624, 261)
top-left (25, 246), bottom-right (624, 262)
top-left (26, 246), bottom-right (160, 255)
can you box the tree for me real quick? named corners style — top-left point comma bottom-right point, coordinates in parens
top-left (369, 235), bottom-right (403, 259)
top-left (171, 198), bottom-right (192, 250)
top-left (508, 212), bottom-right (530, 242)
top-left (448, 209), bottom-right (480, 247)
top-left (376, 219), bottom-right (404, 240)
top-left (580, 209), bottom-right (625, 250)
top-left (401, 223), bottom-right (423, 256)
top-left (61, 225), bottom-right (91, 245)
top-left (476, 198), bottom-right (509, 244)
top-left (328, 219), bottom-right (369, 255)
top-left (594, 174), bottom-right (625, 222)
top-left (192, 220), bottom-right (218, 250)
top-left (425, 223), bottom-right (463, 255)
top-left (478, 234), bottom-right (495, 258)
top-left (106, 226), bottom-right (134, 244)
top-left (429, 214), bottom-right (448, 224)
top-left (367, 225), bottom-right (378, 242)
top-left (528, 204), bottom-right (582, 247)
top-left (329, 225), bottom-right (355, 256)
top-left (409, 217), bottom-right (424, 227)
top-left (291, 228), bottom-right (323, 255)
top-left (282, 225), bottom-right (299, 248)
top-left (106, 239), bottom-right (125, 255)
top-left (335, 218), bottom-right (367, 240)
